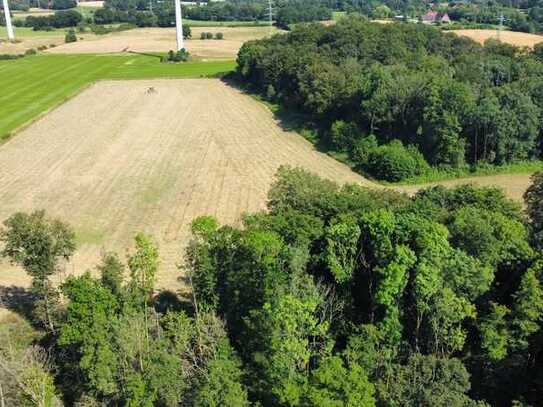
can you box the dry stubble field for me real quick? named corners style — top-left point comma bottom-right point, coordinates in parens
top-left (45, 26), bottom-right (283, 58)
top-left (452, 29), bottom-right (543, 47)
top-left (0, 79), bottom-right (369, 290)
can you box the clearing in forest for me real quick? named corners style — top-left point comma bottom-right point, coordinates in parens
top-left (0, 79), bottom-right (368, 290)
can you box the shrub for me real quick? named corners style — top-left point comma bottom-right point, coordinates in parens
top-left (162, 48), bottom-right (190, 63)
top-left (183, 25), bottom-right (191, 39)
top-left (329, 120), bottom-right (360, 152)
top-left (200, 32), bottom-right (207, 40)
top-left (215, 32), bottom-right (224, 40)
top-left (350, 135), bottom-right (378, 167)
top-left (0, 54), bottom-right (24, 60)
top-left (266, 84), bottom-right (276, 101)
top-left (206, 32), bottom-right (213, 39)
top-left (24, 48), bottom-right (37, 55)
top-left (65, 29), bottom-right (77, 43)
top-left (364, 140), bottom-right (430, 182)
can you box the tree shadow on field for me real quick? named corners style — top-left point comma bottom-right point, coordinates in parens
top-left (0, 285), bottom-right (35, 321)
top-left (220, 75), bottom-right (330, 151)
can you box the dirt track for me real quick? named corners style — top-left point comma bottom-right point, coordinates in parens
top-left (0, 79), bottom-right (369, 290)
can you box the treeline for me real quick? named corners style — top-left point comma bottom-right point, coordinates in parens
top-left (24, 9), bottom-right (82, 29)
top-left (237, 17), bottom-right (543, 181)
top-left (2, 169), bottom-right (543, 406)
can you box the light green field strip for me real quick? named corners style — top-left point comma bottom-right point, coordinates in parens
top-left (0, 54), bottom-right (236, 140)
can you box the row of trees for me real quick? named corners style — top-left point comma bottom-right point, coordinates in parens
top-left (24, 10), bottom-right (83, 29)
top-left (237, 17), bottom-right (543, 181)
top-left (2, 169), bottom-right (543, 405)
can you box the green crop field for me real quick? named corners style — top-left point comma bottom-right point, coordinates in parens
top-left (0, 54), bottom-right (235, 140)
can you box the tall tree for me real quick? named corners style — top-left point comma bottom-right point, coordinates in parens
top-left (1, 211), bottom-right (76, 332)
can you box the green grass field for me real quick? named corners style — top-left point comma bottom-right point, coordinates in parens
top-left (0, 54), bottom-right (235, 140)
top-left (6, 26), bottom-right (64, 38)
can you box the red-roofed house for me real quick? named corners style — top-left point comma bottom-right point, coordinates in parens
top-left (421, 11), bottom-right (451, 24)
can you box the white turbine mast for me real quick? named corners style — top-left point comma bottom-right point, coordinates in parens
top-left (175, 0), bottom-right (184, 51)
top-left (2, 0), bottom-right (14, 41)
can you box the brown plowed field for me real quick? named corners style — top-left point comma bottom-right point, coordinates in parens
top-left (0, 79), bottom-right (370, 290)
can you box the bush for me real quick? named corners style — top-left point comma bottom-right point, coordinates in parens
top-left (215, 32), bottom-right (224, 40)
top-left (350, 135), bottom-right (378, 167)
top-left (206, 32), bottom-right (213, 39)
top-left (24, 48), bottom-right (37, 55)
top-left (51, 0), bottom-right (76, 9)
top-left (65, 28), bottom-right (77, 43)
top-left (330, 120), bottom-right (360, 152)
top-left (183, 25), bottom-right (191, 39)
top-left (200, 32), bottom-right (207, 40)
top-left (162, 48), bottom-right (190, 63)
top-left (364, 140), bottom-right (430, 182)
top-left (0, 54), bottom-right (24, 60)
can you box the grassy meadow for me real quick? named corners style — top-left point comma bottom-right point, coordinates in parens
top-left (0, 54), bottom-right (235, 140)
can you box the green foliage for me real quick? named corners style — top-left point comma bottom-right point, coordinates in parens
top-left (215, 32), bottom-right (224, 40)
top-left (237, 17), bottom-right (543, 179)
top-left (480, 303), bottom-right (511, 361)
top-left (306, 356), bottom-right (376, 406)
top-left (525, 172), bottom-right (543, 249)
top-left (1, 210), bottom-right (76, 331)
top-left (377, 354), bottom-right (483, 406)
top-left (7, 167), bottom-right (543, 406)
top-left (194, 339), bottom-right (249, 407)
top-left (65, 28), bottom-right (77, 43)
top-left (59, 272), bottom-right (120, 397)
top-left (364, 140), bottom-right (431, 181)
top-left (325, 215), bottom-right (361, 283)
top-left (128, 232), bottom-right (159, 295)
top-left (163, 49), bottom-right (190, 63)
top-left (448, 206), bottom-right (532, 267)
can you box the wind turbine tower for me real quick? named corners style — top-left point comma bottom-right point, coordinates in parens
top-left (2, 0), bottom-right (14, 41)
top-left (175, 0), bottom-right (184, 51)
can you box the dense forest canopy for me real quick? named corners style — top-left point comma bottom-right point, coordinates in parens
top-left (2, 169), bottom-right (543, 406)
top-left (237, 17), bottom-right (543, 181)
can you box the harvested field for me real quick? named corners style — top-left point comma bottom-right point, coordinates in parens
top-left (0, 79), bottom-right (369, 290)
top-left (451, 29), bottom-right (543, 48)
top-left (45, 26), bottom-right (283, 58)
